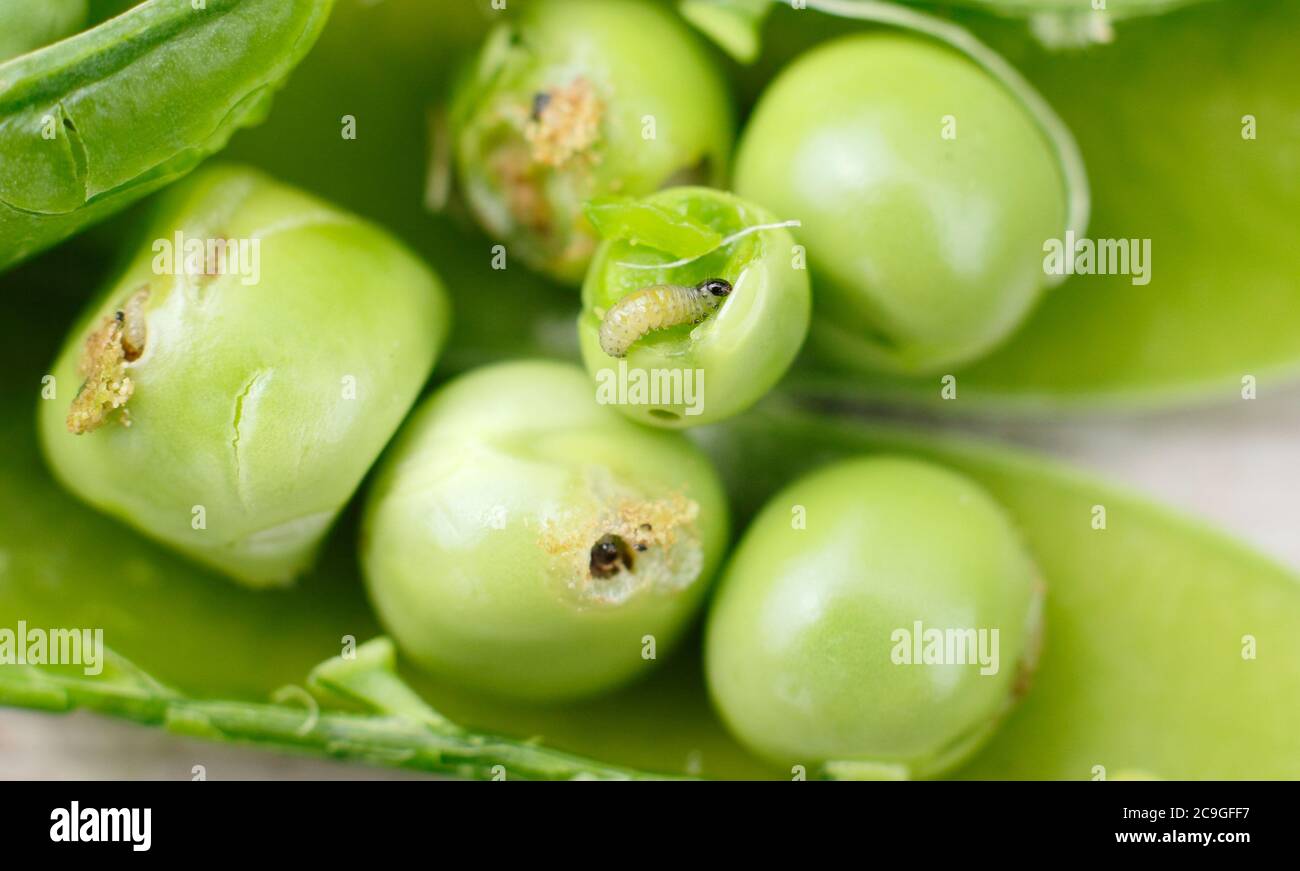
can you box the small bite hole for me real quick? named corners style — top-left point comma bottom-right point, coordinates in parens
top-left (589, 533), bottom-right (635, 579)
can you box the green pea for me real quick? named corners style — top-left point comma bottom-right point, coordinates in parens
top-left (38, 164), bottom-right (449, 587)
top-left (705, 457), bottom-right (1044, 778)
top-left (451, 0), bottom-right (733, 284)
top-left (361, 360), bottom-right (729, 703)
top-left (734, 33), bottom-right (1069, 374)
top-left (0, 0), bottom-right (332, 273)
top-left (577, 187), bottom-right (810, 427)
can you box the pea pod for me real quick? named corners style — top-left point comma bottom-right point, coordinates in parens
top-left (0, 0), bottom-right (333, 273)
top-left (1, 0), bottom-right (1296, 780)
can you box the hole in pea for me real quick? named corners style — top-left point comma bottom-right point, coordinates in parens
top-left (649, 408), bottom-right (679, 421)
top-left (589, 533), bottom-right (635, 579)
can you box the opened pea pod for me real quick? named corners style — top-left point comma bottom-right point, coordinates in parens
top-left (577, 188), bottom-right (811, 427)
top-left (38, 165), bottom-right (450, 587)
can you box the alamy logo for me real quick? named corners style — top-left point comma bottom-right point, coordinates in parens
top-left (152, 230), bottom-right (261, 286)
top-left (1042, 230), bottom-right (1151, 286)
top-left (595, 361), bottom-right (705, 417)
top-left (890, 621), bottom-right (1000, 675)
top-left (0, 621), bottom-right (103, 676)
top-left (50, 802), bottom-right (151, 852)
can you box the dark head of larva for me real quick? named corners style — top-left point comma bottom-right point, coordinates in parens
top-left (697, 278), bottom-right (732, 298)
top-left (531, 91), bottom-right (552, 121)
top-left (589, 533), bottom-right (635, 579)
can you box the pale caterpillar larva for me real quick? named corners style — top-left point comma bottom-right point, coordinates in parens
top-left (598, 278), bottom-right (732, 358)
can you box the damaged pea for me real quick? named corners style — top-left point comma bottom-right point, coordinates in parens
top-left (578, 187), bottom-right (810, 428)
top-left (39, 165), bottom-right (450, 588)
top-left (450, 0), bottom-right (733, 284)
top-left (360, 360), bottom-right (729, 702)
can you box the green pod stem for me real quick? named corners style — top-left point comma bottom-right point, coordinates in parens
top-left (0, 0), bottom-right (87, 62)
top-left (0, 0), bottom-right (333, 273)
top-left (678, 0), bottom-right (771, 63)
top-left (679, 0), bottom-right (1212, 62)
top-left (925, 0), bottom-right (1210, 19)
top-left (1, 640), bottom-right (680, 780)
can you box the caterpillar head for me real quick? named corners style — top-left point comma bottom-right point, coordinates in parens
top-left (698, 278), bottom-right (733, 298)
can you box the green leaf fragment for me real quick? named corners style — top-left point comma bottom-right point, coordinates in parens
top-left (585, 196), bottom-right (723, 259)
top-left (308, 638), bottom-right (457, 733)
